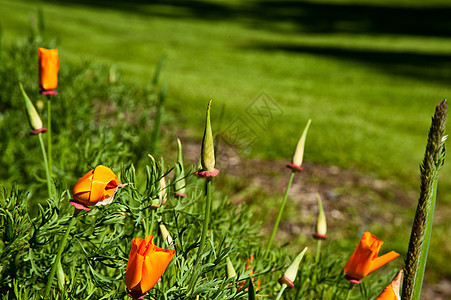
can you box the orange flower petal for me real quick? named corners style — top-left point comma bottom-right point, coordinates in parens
top-left (124, 248), bottom-right (144, 292)
top-left (125, 235), bottom-right (175, 295)
top-left (38, 48), bottom-right (59, 91)
top-left (369, 251), bottom-right (400, 275)
top-left (90, 165), bottom-right (119, 203)
top-left (344, 232), bottom-right (399, 281)
top-left (71, 165), bottom-right (121, 207)
top-left (376, 270), bottom-right (403, 300)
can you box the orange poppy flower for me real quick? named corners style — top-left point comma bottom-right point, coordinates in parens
top-left (38, 48), bottom-right (59, 93)
top-left (344, 232), bottom-right (399, 283)
top-left (375, 270), bottom-right (403, 300)
top-left (125, 235), bottom-right (175, 298)
top-left (71, 165), bottom-right (127, 211)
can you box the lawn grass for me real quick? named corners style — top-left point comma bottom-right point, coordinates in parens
top-left (1, 0), bottom-right (451, 289)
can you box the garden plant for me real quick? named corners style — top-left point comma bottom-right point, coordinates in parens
top-left (0, 18), bottom-right (448, 300)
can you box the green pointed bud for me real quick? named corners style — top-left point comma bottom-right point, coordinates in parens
top-left (201, 99), bottom-right (215, 172)
top-left (174, 138), bottom-right (187, 196)
top-left (226, 257), bottom-right (237, 279)
top-left (292, 119), bottom-right (311, 166)
top-left (19, 82), bottom-right (44, 132)
top-left (313, 194), bottom-right (327, 240)
top-left (278, 247), bottom-right (308, 289)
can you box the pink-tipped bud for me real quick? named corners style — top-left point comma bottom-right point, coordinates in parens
top-left (313, 193), bottom-right (327, 240)
top-left (278, 247), bottom-right (308, 289)
top-left (19, 83), bottom-right (46, 133)
top-left (198, 99), bottom-right (219, 177)
top-left (287, 119), bottom-right (311, 172)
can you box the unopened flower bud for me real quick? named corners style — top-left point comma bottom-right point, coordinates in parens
top-left (278, 247), bottom-right (308, 289)
top-left (287, 119), bottom-right (311, 172)
top-left (313, 193), bottom-right (327, 240)
top-left (19, 83), bottom-right (46, 135)
top-left (197, 99), bottom-right (219, 177)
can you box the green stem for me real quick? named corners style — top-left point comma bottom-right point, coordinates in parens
top-left (38, 133), bottom-right (52, 198)
top-left (275, 284), bottom-right (287, 300)
top-left (198, 178), bottom-right (212, 255)
top-left (188, 178), bottom-right (212, 294)
top-left (43, 216), bottom-right (76, 298)
top-left (315, 239), bottom-right (322, 263)
top-left (267, 171), bottom-right (295, 251)
top-left (46, 97), bottom-right (52, 178)
top-left (344, 282), bottom-right (354, 300)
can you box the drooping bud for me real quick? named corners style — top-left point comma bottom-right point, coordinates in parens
top-left (19, 82), bottom-right (47, 135)
top-left (287, 119), bottom-right (311, 172)
top-left (196, 99), bottom-right (219, 177)
top-left (174, 138), bottom-right (187, 197)
top-left (278, 247), bottom-right (308, 289)
top-left (56, 260), bottom-right (65, 290)
top-left (159, 222), bottom-right (174, 248)
top-left (158, 176), bottom-right (168, 205)
top-left (313, 193), bottom-right (327, 240)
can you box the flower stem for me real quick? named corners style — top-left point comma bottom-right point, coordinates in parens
top-left (43, 216), bottom-right (76, 298)
top-left (315, 239), bottom-right (322, 263)
top-left (275, 284), bottom-right (287, 300)
top-left (38, 133), bottom-right (52, 198)
top-left (46, 97), bottom-right (52, 179)
top-left (198, 177), bottom-right (212, 256)
top-left (344, 282), bottom-right (354, 300)
top-left (188, 177), bottom-right (213, 294)
top-left (267, 171), bottom-right (295, 251)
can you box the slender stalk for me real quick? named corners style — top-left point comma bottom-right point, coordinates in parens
top-left (46, 97), bottom-right (52, 178)
top-left (44, 216), bottom-right (76, 298)
top-left (344, 282), bottom-right (354, 300)
top-left (267, 171), bottom-right (295, 251)
top-left (315, 239), bottom-right (322, 263)
top-left (198, 178), bottom-right (212, 257)
top-left (38, 133), bottom-right (52, 198)
top-left (275, 284), bottom-right (287, 300)
top-left (187, 178), bottom-right (212, 294)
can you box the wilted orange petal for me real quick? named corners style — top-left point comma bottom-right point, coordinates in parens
top-left (369, 251), bottom-right (400, 275)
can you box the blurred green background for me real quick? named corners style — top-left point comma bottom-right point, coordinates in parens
top-left (1, 0), bottom-right (450, 295)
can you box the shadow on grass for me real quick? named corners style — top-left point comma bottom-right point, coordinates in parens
top-left (245, 43), bottom-right (451, 85)
top-left (42, 0), bottom-right (451, 37)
